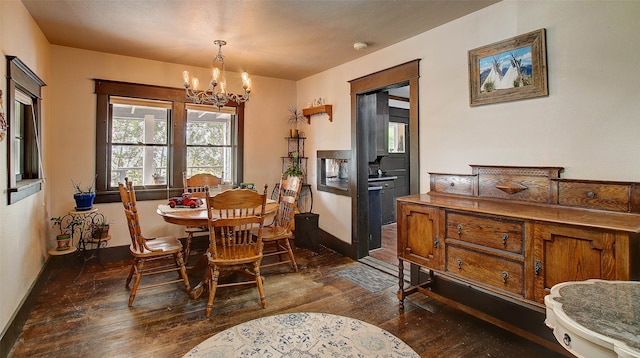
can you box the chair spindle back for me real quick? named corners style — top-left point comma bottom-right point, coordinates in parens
top-left (204, 185), bottom-right (268, 260)
top-left (119, 178), bottom-right (148, 254)
top-left (183, 172), bottom-right (223, 198)
top-left (274, 175), bottom-right (303, 231)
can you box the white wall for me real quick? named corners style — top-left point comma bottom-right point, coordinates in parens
top-left (48, 45), bottom-right (297, 247)
top-left (297, 0), bottom-right (640, 243)
top-left (0, 0), bottom-right (51, 337)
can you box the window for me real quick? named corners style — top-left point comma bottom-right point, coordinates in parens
top-left (185, 105), bottom-right (236, 182)
top-left (109, 97), bottom-right (170, 187)
top-left (388, 122), bottom-right (406, 154)
top-left (95, 79), bottom-right (245, 203)
top-left (6, 56), bottom-right (46, 204)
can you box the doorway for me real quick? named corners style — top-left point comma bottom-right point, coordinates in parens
top-left (348, 60), bottom-right (420, 261)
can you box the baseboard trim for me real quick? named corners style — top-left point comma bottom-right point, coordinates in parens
top-left (318, 229), bottom-right (353, 258)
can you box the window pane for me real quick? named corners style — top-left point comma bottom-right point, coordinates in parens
top-left (388, 122), bottom-right (406, 153)
top-left (186, 110), bottom-right (231, 145)
top-left (186, 108), bottom-right (233, 182)
top-left (13, 101), bottom-right (25, 179)
top-left (111, 145), bottom-right (142, 186)
top-left (112, 104), bottom-right (167, 144)
top-left (186, 147), bottom-right (229, 178)
top-left (110, 145), bottom-right (169, 187)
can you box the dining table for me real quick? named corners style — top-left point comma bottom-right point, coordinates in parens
top-left (157, 200), bottom-right (278, 227)
top-left (156, 196), bottom-right (278, 299)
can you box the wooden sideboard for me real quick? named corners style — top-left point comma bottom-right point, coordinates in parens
top-left (397, 165), bottom-right (640, 350)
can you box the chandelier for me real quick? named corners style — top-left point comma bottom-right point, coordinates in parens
top-left (182, 40), bottom-right (251, 109)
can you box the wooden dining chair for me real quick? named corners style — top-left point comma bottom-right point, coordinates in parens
top-left (254, 175), bottom-right (302, 272)
top-left (183, 172), bottom-right (223, 197)
top-left (119, 178), bottom-right (190, 306)
top-left (202, 185), bottom-right (268, 317)
top-left (182, 172), bottom-right (223, 265)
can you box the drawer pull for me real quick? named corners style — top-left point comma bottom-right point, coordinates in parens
top-left (586, 191), bottom-right (596, 198)
top-left (434, 236), bottom-right (440, 248)
top-left (563, 333), bottom-right (571, 347)
top-left (502, 271), bottom-right (509, 283)
top-left (457, 224), bottom-right (463, 235)
top-left (502, 233), bottom-right (509, 245)
top-left (535, 260), bottom-right (542, 275)
top-left (457, 259), bottom-right (463, 269)
top-left (450, 182), bottom-right (455, 186)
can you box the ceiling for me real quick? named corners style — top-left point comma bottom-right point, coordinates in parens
top-left (21, 0), bottom-right (499, 81)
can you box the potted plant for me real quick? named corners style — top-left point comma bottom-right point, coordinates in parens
top-left (284, 164), bottom-right (303, 178)
top-left (287, 104), bottom-right (306, 138)
top-left (51, 216), bottom-right (79, 251)
top-left (72, 177), bottom-right (96, 211)
top-left (91, 216), bottom-right (111, 241)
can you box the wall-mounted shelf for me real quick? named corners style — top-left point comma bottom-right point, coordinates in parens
top-left (302, 104), bottom-right (332, 124)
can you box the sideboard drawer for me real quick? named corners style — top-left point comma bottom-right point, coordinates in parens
top-left (556, 180), bottom-right (634, 212)
top-left (446, 212), bottom-right (524, 255)
top-left (446, 245), bottom-right (524, 297)
top-left (429, 173), bottom-right (476, 196)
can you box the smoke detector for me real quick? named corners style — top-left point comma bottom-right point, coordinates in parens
top-left (353, 42), bottom-right (368, 51)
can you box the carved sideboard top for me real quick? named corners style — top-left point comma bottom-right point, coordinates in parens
top-left (428, 165), bottom-right (640, 214)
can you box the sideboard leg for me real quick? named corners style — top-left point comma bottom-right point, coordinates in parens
top-left (397, 258), bottom-right (405, 309)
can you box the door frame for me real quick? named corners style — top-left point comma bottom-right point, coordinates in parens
top-left (348, 60), bottom-right (420, 259)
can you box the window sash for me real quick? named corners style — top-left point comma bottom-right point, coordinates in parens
top-left (6, 56), bottom-right (46, 204)
top-left (108, 98), bottom-right (170, 188)
top-left (185, 107), bottom-right (234, 182)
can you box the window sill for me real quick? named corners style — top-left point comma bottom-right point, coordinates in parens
top-left (95, 187), bottom-right (183, 203)
top-left (9, 179), bottom-right (43, 204)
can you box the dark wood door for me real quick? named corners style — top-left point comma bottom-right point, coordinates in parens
top-left (398, 202), bottom-right (442, 269)
top-left (533, 223), bottom-right (617, 303)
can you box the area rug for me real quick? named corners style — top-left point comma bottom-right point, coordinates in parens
top-left (336, 264), bottom-right (397, 292)
top-left (183, 312), bottom-right (419, 357)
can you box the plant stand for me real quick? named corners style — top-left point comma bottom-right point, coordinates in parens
top-left (50, 208), bottom-right (111, 282)
top-left (72, 208), bottom-right (111, 282)
top-left (280, 136), bottom-right (307, 183)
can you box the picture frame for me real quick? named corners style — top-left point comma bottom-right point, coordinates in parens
top-left (468, 28), bottom-right (548, 106)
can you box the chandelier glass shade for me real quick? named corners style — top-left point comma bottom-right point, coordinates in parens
top-left (182, 40), bottom-right (251, 109)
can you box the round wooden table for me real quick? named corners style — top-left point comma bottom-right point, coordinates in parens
top-left (157, 200), bottom-right (278, 227)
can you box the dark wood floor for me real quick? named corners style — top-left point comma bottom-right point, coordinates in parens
top-left (369, 223), bottom-right (399, 264)
top-left (9, 235), bottom-right (566, 358)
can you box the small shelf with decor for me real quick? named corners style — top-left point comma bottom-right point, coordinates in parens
top-left (281, 136), bottom-right (307, 183)
top-left (302, 104), bottom-right (332, 124)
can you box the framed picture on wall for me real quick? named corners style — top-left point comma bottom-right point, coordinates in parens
top-left (468, 28), bottom-right (548, 106)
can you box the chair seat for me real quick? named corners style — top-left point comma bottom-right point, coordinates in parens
top-left (208, 245), bottom-right (262, 265)
top-left (130, 236), bottom-right (183, 256)
top-left (253, 225), bottom-right (291, 241)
